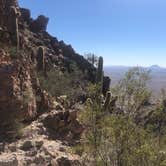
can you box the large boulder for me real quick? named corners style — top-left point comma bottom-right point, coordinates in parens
top-left (20, 8), bottom-right (31, 24)
top-left (30, 15), bottom-right (49, 33)
top-left (42, 110), bottom-right (83, 140)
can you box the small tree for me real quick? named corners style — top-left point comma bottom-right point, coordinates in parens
top-left (146, 88), bottom-right (166, 146)
top-left (112, 67), bottom-right (151, 117)
top-left (85, 53), bottom-right (98, 67)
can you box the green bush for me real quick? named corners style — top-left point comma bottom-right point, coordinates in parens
top-left (8, 46), bottom-right (17, 58)
top-left (38, 64), bottom-right (90, 102)
top-left (76, 74), bottom-right (166, 166)
top-left (111, 67), bottom-right (151, 117)
top-left (2, 119), bottom-right (25, 140)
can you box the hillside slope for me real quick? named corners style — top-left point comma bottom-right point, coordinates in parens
top-left (0, 0), bottom-right (108, 124)
top-left (0, 0), bottom-right (110, 165)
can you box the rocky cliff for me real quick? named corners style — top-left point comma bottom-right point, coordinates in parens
top-left (0, 0), bottom-right (110, 165)
top-left (0, 0), bottom-right (100, 124)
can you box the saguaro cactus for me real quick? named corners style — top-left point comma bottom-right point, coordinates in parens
top-left (103, 91), bottom-right (111, 111)
top-left (37, 46), bottom-right (45, 71)
top-left (96, 56), bottom-right (104, 94)
top-left (0, 0), bottom-right (20, 50)
top-left (96, 56), bottom-right (103, 83)
top-left (103, 76), bottom-right (111, 96)
top-left (103, 91), bottom-right (117, 112)
top-left (10, 6), bottom-right (20, 51)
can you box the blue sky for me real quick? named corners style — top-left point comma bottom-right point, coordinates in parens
top-left (18, 0), bottom-right (166, 66)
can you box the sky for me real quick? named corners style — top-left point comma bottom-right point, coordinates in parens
top-left (18, 0), bottom-right (166, 67)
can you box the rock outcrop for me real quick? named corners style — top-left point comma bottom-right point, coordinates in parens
top-left (19, 8), bottom-right (31, 24)
top-left (0, 110), bottom-right (82, 165)
top-left (0, 49), bottom-right (50, 127)
top-left (30, 15), bottom-right (49, 33)
top-left (0, 0), bottom-right (110, 129)
top-left (43, 110), bottom-right (83, 142)
top-left (0, 0), bottom-right (111, 120)
top-left (0, 52), bottom-right (37, 124)
top-left (0, 0), bottom-right (111, 164)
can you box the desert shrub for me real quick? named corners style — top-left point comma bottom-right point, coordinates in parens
top-left (76, 81), bottom-right (166, 166)
top-left (9, 120), bottom-right (24, 139)
top-left (8, 46), bottom-right (17, 58)
top-left (38, 63), bottom-right (90, 102)
top-left (0, 119), bottom-right (25, 141)
top-left (145, 89), bottom-right (166, 146)
top-left (111, 67), bottom-right (151, 117)
top-left (22, 89), bottom-right (34, 106)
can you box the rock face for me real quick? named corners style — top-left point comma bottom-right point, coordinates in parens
top-left (30, 15), bottom-right (49, 33)
top-left (0, 49), bottom-right (50, 128)
top-left (19, 8), bottom-right (31, 24)
top-left (0, 0), bottom-right (110, 150)
top-left (0, 0), bottom-right (112, 164)
top-left (0, 1), bottom-right (53, 127)
top-left (0, 0), bottom-right (100, 129)
top-left (0, 61), bottom-right (36, 124)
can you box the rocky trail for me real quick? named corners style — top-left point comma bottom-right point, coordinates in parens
top-left (0, 109), bottom-right (83, 166)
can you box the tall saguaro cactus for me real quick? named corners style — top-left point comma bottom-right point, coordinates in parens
top-left (103, 91), bottom-right (117, 112)
top-left (37, 46), bottom-right (45, 72)
top-left (103, 91), bottom-right (111, 111)
top-left (0, 0), bottom-right (20, 51)
top-left (96, 56), bottom-right (104, 94)
top-left (96, 56), bottom-right (103, 83)
top-left (10, 6), bottom-right (20, 51)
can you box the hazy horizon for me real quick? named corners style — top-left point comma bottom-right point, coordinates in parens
top-left (104, 64), bottom-right (166, 68)
top-left (104, 64), bottom-right (166, 97)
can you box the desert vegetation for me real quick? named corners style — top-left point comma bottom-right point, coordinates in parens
top-left (73, 62), bottom-right (166, 166)
top-left (38, 62), bottom-right (90, 103)
top-left (0, 0), bottom-right (165, 165)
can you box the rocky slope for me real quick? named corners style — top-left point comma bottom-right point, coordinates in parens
top-left (0, 109), bottom-right (83, 165)
top-left (0, 0), bottom-right (104, 125)
top-left (0, 0), bottom-right (110, 165)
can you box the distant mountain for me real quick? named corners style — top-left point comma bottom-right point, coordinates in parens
top-left (150, 65), bottom-right (161, 69)
top-left (149, 65), bottom-right (166, 71)
top-left (104, 65), bottom-right (166, 97)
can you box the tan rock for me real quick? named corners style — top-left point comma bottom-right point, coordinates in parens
top-left (0, 154), bottom-right (18, 166)
top-left (51, 159), bottom-right (58, 166)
